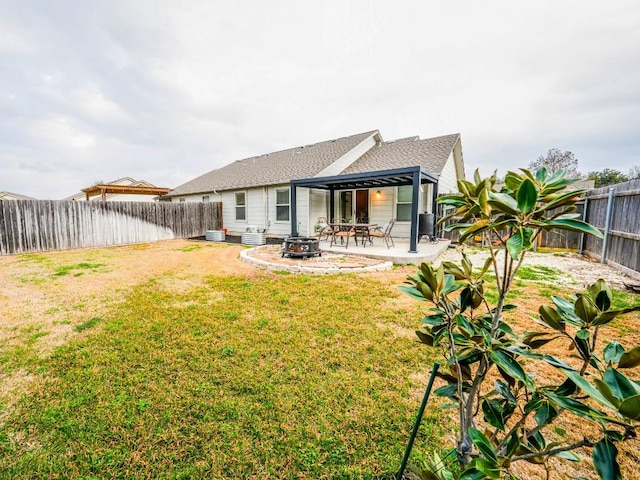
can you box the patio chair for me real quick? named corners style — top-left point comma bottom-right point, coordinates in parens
top-left (316, 217), bottom-right (334, 242)
top-left (330, 224), bottom-right (356, 249)
top-left (368, 218), bottom-right (396, 249)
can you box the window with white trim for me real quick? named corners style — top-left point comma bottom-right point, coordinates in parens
top-left (202, 195), bottom-right (210, 203)
top-left (235, 192), bottom-right (246, 221)
top-left (396, 186), bottom-right (413, 221)
top-left (275, 188), bottom-right (290, 221)
top-left (179, 198), bottom-right (186, 203)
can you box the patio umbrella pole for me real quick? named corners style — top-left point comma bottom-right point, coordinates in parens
top-left (396, 362), bottom-right (440, 480)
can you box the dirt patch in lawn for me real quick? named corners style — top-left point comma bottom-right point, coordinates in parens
top-left (0, 240), bottom-right (255, 395)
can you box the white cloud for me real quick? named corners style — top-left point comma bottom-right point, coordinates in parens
top-left (1, 0), bottom-right (639, 198)
top-left (70, 87), bottom-right (132, 124)
top-left (32, 115), bottom-right (97, 150)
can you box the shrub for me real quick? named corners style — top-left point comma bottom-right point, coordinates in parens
top-left (400, 168), bottom-right (640, 479)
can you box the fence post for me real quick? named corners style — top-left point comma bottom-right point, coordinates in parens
top-left (579, 198), bottom-right (589, 255)
top-left (601, 187), bottom-right (616, 264)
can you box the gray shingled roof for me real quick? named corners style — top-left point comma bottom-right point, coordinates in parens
top-left (168, 131), bottom-right (378, 196)
top-left (340, 133), bottom-right (460, 176)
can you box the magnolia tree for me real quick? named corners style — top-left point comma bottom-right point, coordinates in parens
top-left (400, 168), bottom-right (640, 480)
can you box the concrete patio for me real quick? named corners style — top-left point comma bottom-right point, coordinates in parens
top-left (318, 236), bottom-right (451, 265)
top-left (238, 237), bottom-right (451, 274)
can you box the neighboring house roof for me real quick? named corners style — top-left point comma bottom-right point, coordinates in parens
top-left (0, 191), bottom-right (36, 200)
top-left (167, 130), bottom-right (461, 197)
top-left (340, 133), bottom-right (460, 175)
top-left (168, 131), bottom-right (378, 196)
top-left (64, 177), bottom-right (165, 201)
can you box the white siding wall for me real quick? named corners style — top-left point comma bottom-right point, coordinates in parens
top-left (438, 153), bottom-right (459, 193)
top-left (294, 188), bottom-right (310, 236)
top-left (170, 185), bottom-right (314, 236)
top-left (367, 187), bottom-right (394, 226)
top-left (309, 189), bottom-right (329, 232)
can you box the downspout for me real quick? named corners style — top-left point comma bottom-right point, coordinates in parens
top-left (264, 186), bottom-right (269, 232)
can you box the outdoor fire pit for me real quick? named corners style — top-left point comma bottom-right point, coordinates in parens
top-left (281, 237), bottom-right (321, 259)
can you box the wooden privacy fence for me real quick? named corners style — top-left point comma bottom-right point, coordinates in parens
top-left (0, 200), bottom-right (222, 255)
top-left (437, 179), bottom-right (640, 277)
top-left (580, 179), bottom-right (640, 278)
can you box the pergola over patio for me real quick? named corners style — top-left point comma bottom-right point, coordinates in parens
top-left (290, 166), bottom-right (439, 253)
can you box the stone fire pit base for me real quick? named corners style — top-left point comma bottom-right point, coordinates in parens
top-left (241, 245), bottom-right (392, 274)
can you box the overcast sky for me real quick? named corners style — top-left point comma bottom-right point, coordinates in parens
top-left (2, 1), bottom-right (639, 199)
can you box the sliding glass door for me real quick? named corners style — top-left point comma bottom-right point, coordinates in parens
top-left (338, 189), bottom-right (369, 222)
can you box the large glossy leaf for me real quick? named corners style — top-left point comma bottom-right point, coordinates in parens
top-left (534, 401), bottom-right (558, 426)
top-left (437, 194), bottom-right (467, 207)
top-left (469, 427), bottom-right (497, 462)
top-left (478, 188), bottom-right (491, 217)
top-left (593, 306), bottom-right (640, 326)
top-left (575, 296), bottom-right (598, 324)
top-left (442, 262), bottom-right (466, 279)
top-left (589, 279), bottom-right (612, 309)
top-left (546, 168), bottom-right (569, 185)
top-left (482, 398), bottom-right (505, 430)
top-left (538, 218), bottom-right (603, 238)
top-left (517, 178), bottom-right (537, 213)
top-left (538, 305), bottom-right (565, 332)
top-left (560, 369), bottom-right (618, 411)
top-left (490, 350), bottom-right (533, 388)
top-left (521, 331), bottom-right (559, 349)
top-left (536, 190), bottom-right (585, 213)
top-left (487, 192), bottom-right (519, 215)
top-left (545, 391), bottom-right (605, 420)
top-left (618, 394), bottom-right (640, 420)
top-left (556, 451), bottom-right (583, 462)
top-left (397, 285), bottom-right (426, 302)
top-left (504, 172), bottom-right (523, 192)
top-left (434, 384), bottom-right (458, 399)
top-left (593, 439), bottom-right (621, 480)
top-left (473, 459), bottom-right (501, 479)
top-left (619, 346), bottom-right (640, 369)
top-left (417, 282), bottom-right (435, 302)
top-left (594, 379), bottom-right (622, 408)
top-left (458, 467), bottom-right (487, 480)
top-left (603, 342), bottom-right (625, 365)
top-left (555, 377), bottom-right (578, 396)
top-left (603, 368), bottom-right (640, 400)
top-left (459, 219), bottom-right (491, 242)
top-left (416, 330), bottom-right (435, 346)
top-left (495, 380), bottom-right (517, 402)
top-left (535, 167), bottom-right (547, 182)
top-left (506, 227), bottom-right (533, 260)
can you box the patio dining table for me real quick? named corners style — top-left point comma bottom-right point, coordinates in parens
top-left (329, 222), bottom-right (378, 248)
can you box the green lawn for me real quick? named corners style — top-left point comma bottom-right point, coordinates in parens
top-left (0, 266), bottom-right (447, 479)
